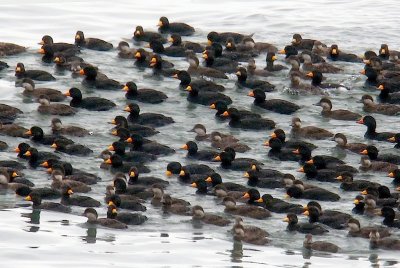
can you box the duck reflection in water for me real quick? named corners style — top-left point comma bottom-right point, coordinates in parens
top-left (21, 209), bottom-right (41, 232)
top-left (83, 226), bottom-right (97, 244)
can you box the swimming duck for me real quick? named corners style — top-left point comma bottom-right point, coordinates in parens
top-left (74, 31), bottom-right (113, 51)
top-left (337, 172), bottom-right (380, 191)
top-left (117, 41), bottom-right (136, 59)
top-left (346, 218), bottom-right (390, 238)
top-left (111, 116), bottom-right (159, 137)
top-left (0, 61), bottom-right (8, 71)
top-left (304, 206), bottom-right (352, 229)
top-left (39, 35), bottom-right (76, 52)
top-left (249, 88), bottom-right (300, 114)
top-left (259, 194), bottom-right (304, 214)
top-left (207, 31), bottom-right (250, 45)
top-left (232, 217), bottom-right (269, 245)
top-left (211, 101), bottom-right (259, 120)
top-left (25, 192), bottom-right (71, 213)
top-left (15, 63), bottom-right (55, 81)
top-left (169, 33), bottom-right (204, 53)
top-left (315, 97), bottom-right (360, 120)
top-left (264, 52), bottom-right (287, 72)
top-left (332, 133), bottom-right (367, 154)
top-left (244, 169), bottom-right (287, 189)
top-left (165, 162), bottom-right (214, 177)
top-left (370, 230), bottom-right (400, 250)
top-left (0, 103), bottom-right (23, 124)
top-left (148, 39), bottom-right (186, 57)
top-left (205, 173), bottom-right (248, 192)
top-left (25, 126), bottom-right (72, 145)
top-left (214, 151), bottom-right (261, 171)
top-left (246, 59), bottom-right (272, 77)
top-left (107, 204), bottom-right (147, 225)
top-left (123, 81), bottom-right (167, 104)
top-left (190, 179), bottom-right (209, 195)
top-left (50, 169), bottom-right (91, 193)
top-left (378, 207), bottom-right (400, 228)
top-left (126, 134), bottom-right (175, 156)
top-left (301, 52), bottom-right (342, 73)
top-left (51, 138), bottom-right (93, 156)
top-left (20, 78), bottom-right (65, 102)
top-left (186, 84), bottom-right (232, 105)
top-left (291, 34), bottom-right (320, 50)
top-left (0, 41), bottom-right (26, 56)
top-left (264, 138), bottom-right (300, 162)
top-left (108, 141), bottom-right (157, 163)
top-left (161, 194), bottom-right (190, 215)
top-left (37, 95), bottom-right (76, 116)
top-left (361, 145), bottom-right (400, 165)
top-left (283, 213), bottom-right (328, 235)
top-left (192, 205), bottom-right (231, 226)
top-left (61, 186), bottom-right (100, 207)
top-left (291, 117), bottom-right (333, 140)
top-left (149, 54), bottom-right (177, 76)
top-left (307, 71), bottom-right (349, 90)
top-left (65, 87), bottom-right (116, 111)
top-left (328, 44), bottom-right (362, 62)
top-left (222, 196), bottom-right (271, 220)
top-left (379, 44), bottom-right (400, 61)
top-left (133, 25), bottom-right (165, 43)
top-left (356, 115), bottom-right (396, 141)
top-left (360, 94), bottom-right (400, 116)
top-left (158, 16), bottom-right (194, 36)
top-left (236, 67), bottom-right (275, 92)
top-left (79, 66), bottom-right (122, 90)
top-left (376, 82), bottom-right (400, 104)
top-left (202, 49), bottom-right (238, 73)
top-left (303, 234), bottom-right (339, 253)
top-left (127, 167), bottom-right (168, 187)
top-left (181, 141), bottom-right (218, 161)
top-left (222, 108), bottom-right (275, 130)
top-left (174, 70), bottom-right (225, 92)
top-left (103, 154), bottom-right (150, 174)
top-left (286, 185), bottom-right (340, 201)
top-left (270, 129), bottom-right (317, 151)
top-left (388, 169), bottom-right (400, 185)
top-left (83, 208), bottom-right (127, 229)
top-left (124, 103), bottom-right (174, 128)
top-left (186, 54), bottom-right (228, 79)
top-left (359, 156), bottom-right (398, 173)
top-left (39, 44), bottom-right (79, 63)
top-left (51, 118), bottom-right (91, 137)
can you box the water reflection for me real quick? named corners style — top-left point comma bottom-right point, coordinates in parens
top-left (230, 239), bottom-right (243, 263)
top-left (83, 226), bottom-right (97, 244)
top-left (21, 209), bottom-right (41, 232)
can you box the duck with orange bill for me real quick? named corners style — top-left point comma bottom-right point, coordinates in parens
top-left (123, 81), bottom-right (167, 103)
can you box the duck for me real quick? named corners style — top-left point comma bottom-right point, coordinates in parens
top-left (301, 52), bottom-right (342, 73)
top-left (200, 50), bottom-right (237, 74)
top-left (289, 74), bottom-right (324, 95)
top-left (79, 66), bottom-right (122, 90)
top-left (264, 138), bottom-right (300, 162)
top-left (61, 187), bottom-right (100, 207)
top-left (37, 95), bottom-right (76, 116)
top-left (379, 44), bottom-right (400, 61)
top-left (117, 41), bottom-right (136, 59)
top-left (149, 54), bottom-right (177, 76)
top-left (51, 118), bottom-right (91, 137)
top-left (0, 61), bottom-right (8, 71)
top-left (290, 34), bottom-right (320, 50)
top-left (123, 81), bottom-right (167, 104)
top-left (161, 194), bottom-right (190, 215)
top-left (25, 192), bottom-right (71, 213)
top-left (210, 131), bottom-right (250, 153)
top-left (177, 168), bottom-right (206, 184)
top-left (103, 154), bottom-right (150, 174)
top-left (0, 169), bottom-right (28, 190)
top-left (83, 208), bottom-right (127, 229)
top-left (157, 16), bottom-right (194, 36)
top-left (346, 218), bottom-right (390, 238)
top-left (356, 115), bottom-right (396, 141)
top-left (190, 179), bottom-right (210, 195)
top-left (304, 206), bottom-right (352, 229)
top-left (291, 117), bottom-right (333, 140)
top-left (50, 169), bottom-right (91, 193)
top-left (126, 134), bottom-right (175, 156)
top-left (109, 184), bottom-right (148, 209)
top-left (148, 39), bottom-right (186, 57)
top-left (25, 126), bottom-right (72, 145)
top-left (235, 67), bottom-right (275, 92)
top-left (185, 84), bottom-right (232, 105)
top-left (222, 108), bottom-right (275, 130)
top-left (133, 48), bottom-right (152, 68)
top-left (307, 70), bottom-right (349, 90)
top-left (369, 230), bottom-right (400, 250)
top-left (211, 101), bottom-right (260, 119)
top-left (39, 44), bottom-right (79, 63)
top-left (181, 141), bottom-right (218, 161)
top-left (244, 170), bottom-right (286, 189)
top-left (337, 172), bottom-right (380, 191)
top-left (108, 141), bottom-right (157, 163)
top-left (361, 145), bottom-right (400, 165)
top-left (169, 33), bottom-right (204, 53)
top-left (74, 31), bottom-right (113, 51)
top-left (246, 59), bottom-right (272, 77)
top-left (207, 31), bottom-right (250, 45)
top-left (248, 88), bottom-right (300, 114)
top-left (39, 35), bottom-right (76, 52)
top-left (174, 70), bottom-right (225, 92)
top-left (20, 78), bottom-right (65, 102)
top-left (359, 156), bottom-right (398, 173)
top-left (283, 213), bottom-right (328, 235)
top-left (315, 97), bottom-right (360, 120)
top-left (107, 204), bottom-right (147, 225)
top-left (0, 41), bottom-right (26, 56)
top-left (186, 54), bottom-right (228, 79)
top-left (150, 184), bottom-right (189, 207)
top-left (388, 169), bottom-right (400, 185)
top-left (64, 87), bottom-right (116, 111)
top-left (286, 185), bottom-right (340, 201)
top-left (332, 133), bottom-right (368, 153)
top-left (23, 147), bottom-right (47, 168)
top-left (232, 217), bottom-right (269, 245)
top-left (0, 103), bottom-right (23, 124)
top-left (270, 129), bottom-right (317, 151)
top-left (205, 173), bottom-right (248, 192)
top-left (377, 82), bottom-right (400, 104)
top-left (127, 167), bottom-right (168, 187)
top-left (192, 205), bottom-right (231, 226)
top-left (328, 44), bottom-right (362, 62)
top-left (378, 207), bottom-right (400, 228)
top-left (123, 103), bottom-right (174, 128)
top-left (133, 25), bottom-right (165, 43)
top-left (15, 63), bottom-right (55, 81)
top-left (258, 193), bottom-right (304, 214)
top-left (278, 45), bottom-right (298, 59)
top-left (361, 94), bottom-right (400, 116)
top-left (303, 234), bottom-right (339, 253)
top-left (111, 116), bottom-right (159, 137)
top-left (214, 151), bottom-right (261, 171)
top-left (165, 161), bottom-right (214, 177)
top-left (51, 138), bottom-right (92, 156)
top-left (222, 196), bottom-right (271, 220)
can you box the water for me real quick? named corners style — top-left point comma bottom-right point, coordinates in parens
top-left (1, 0), bottom-right (400, 267)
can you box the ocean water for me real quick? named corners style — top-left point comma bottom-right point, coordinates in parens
top-left (1, 0), bottom-right (400, 267)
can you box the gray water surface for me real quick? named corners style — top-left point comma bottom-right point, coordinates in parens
top-left (1, 0), bottom-right (400, 267)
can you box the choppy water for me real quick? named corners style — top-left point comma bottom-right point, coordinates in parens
top-left (1, 0), bottom-right (400, 267)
